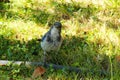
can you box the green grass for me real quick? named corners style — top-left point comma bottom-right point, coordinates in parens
top-left (0, 0), bottom-right (120, 79)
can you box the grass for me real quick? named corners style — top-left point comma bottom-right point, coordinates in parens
top-left (0, 0), bottom-right (120, 79)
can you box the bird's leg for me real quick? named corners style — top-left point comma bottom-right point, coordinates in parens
top-left (55, 50), bottom-right (58, 54)
top-left (43, 51), bottom-right (47, 66)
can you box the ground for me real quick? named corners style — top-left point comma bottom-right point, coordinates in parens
top-left (0, 0), bottom-right (120, 80)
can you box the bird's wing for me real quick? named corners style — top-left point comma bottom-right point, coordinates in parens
top-left (41, 32), bottom-right (47, 41)
top-left (41, 31), bottom-right (51, 42)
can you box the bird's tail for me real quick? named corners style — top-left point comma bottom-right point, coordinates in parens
top-left (36, 38), bottom-right (41, 42)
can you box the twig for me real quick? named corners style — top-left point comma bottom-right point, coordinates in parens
top-left (0, 60), bottom-right (81, 73)
top-left (0, 60), bottom-right (107, 75)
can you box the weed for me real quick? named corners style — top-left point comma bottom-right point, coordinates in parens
top-left (0, 0), bottom-right (120, 79)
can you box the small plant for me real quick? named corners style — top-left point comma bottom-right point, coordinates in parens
top-left (0, 0), bottom-right (120, 79)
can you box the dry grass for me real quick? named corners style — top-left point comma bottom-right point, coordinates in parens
top-left (0, 0), bottom-right (120, 79)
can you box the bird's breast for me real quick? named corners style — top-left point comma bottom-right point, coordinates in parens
top-left (41, 27), bottom-right (62, 52)
top-left (41, 39), bottom-right (62, 52)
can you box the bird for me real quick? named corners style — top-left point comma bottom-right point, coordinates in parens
top-left (41, 22), bottom-right (62, 64)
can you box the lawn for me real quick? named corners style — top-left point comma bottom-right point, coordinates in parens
top-left (0, 0), bottom-right (120, 80)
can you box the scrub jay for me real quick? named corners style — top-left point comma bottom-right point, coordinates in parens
top-left (41, 22), bottom-right (62, 64)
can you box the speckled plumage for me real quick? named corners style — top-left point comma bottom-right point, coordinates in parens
top-left (41, 22), bottom-right (62, 63)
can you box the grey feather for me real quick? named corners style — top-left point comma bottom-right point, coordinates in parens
top-left (41, 22), bottom-right (62, 53)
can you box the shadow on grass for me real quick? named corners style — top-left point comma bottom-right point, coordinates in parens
top-left (48, 35), bottom-right (110, 77)
top-left (0, 35), bottom-right (42, 61)
top-left (0, 1), bottom-right (119, 79)
top-left (0, 34), bottom-right (111, 79)
top-left (0, 1), bottom-right (98, 25)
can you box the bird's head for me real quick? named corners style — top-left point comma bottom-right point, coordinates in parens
top-left (53, 22), bottom-right (62, 30)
